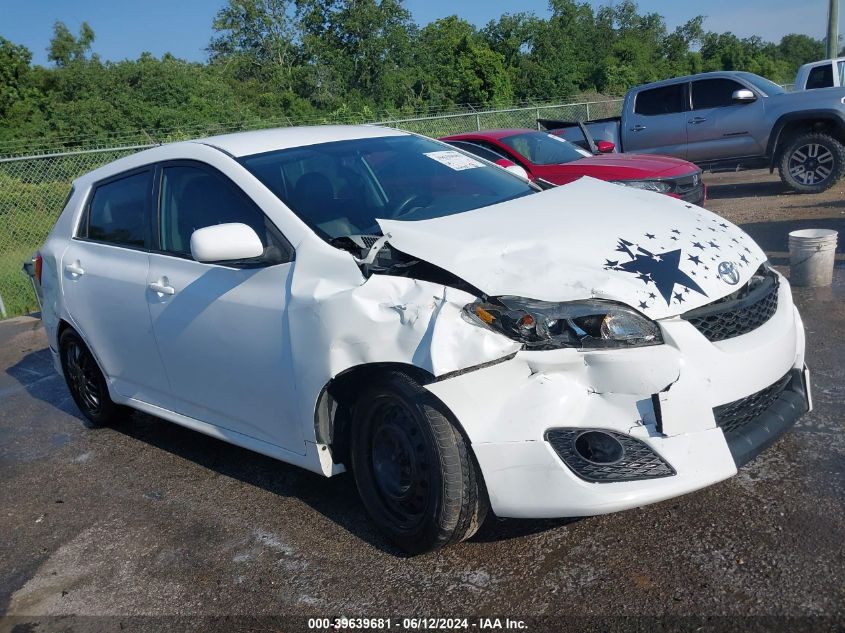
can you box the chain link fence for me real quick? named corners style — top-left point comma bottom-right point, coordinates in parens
top-left (0, 97), bottom-right (622, 319)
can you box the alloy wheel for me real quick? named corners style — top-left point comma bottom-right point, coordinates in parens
top-left (788, 143), bottom-right (834, 186)
top-left (65, 340), bottom-right (102, 415)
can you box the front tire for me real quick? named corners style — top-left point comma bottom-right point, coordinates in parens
top-left (778, 132), bottom-right (845, 193)
top-left (350, 371), bottom-right (488, 554)
top-left (59, 329), bottom-right (121, 427)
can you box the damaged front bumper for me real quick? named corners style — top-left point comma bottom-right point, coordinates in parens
top-left (425, 280), bottom-right (809, 519)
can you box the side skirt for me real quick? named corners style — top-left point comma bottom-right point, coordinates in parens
top-left (116, 396), bottom-right (344, 477)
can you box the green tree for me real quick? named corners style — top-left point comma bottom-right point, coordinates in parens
top-left (47, 21), bottom-right (95, 67)
top-left (299, 0), bottom-right (417, 109)
top-left (414, 16), bottom-right (512, 107)
top-left (0, 38), bottom-right (34, 118)
top-left (208, 0), bottom-right (304, 86)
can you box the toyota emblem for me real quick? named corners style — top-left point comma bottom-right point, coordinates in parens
top-left (718, 261), bottom-right (740, 285)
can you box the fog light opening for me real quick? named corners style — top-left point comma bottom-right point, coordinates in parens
top-left (573, 430), bottom-right (625, 465)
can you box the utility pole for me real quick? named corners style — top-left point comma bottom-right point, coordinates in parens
top-left (828, 0), bottom-right (840, 58)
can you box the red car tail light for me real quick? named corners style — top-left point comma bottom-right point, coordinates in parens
top-left (34, 253), bottom-right (43, 285)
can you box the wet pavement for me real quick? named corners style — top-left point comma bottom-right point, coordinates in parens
top-left (0, 170), bottom-right (843, 630)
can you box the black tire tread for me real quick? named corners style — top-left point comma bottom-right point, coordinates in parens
top-left (778, 132), bottom-right (845, 194)
top-left (59, 329), bottom-right (122, 428)
top-left (351, 370), bottom-right (489, 553)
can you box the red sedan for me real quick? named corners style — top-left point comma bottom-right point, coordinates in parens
top-left (441, 129), bottom-right (706, 206)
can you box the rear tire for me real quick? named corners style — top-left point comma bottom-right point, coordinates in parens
top-left (778, 132), bottom-right (845, 193)
top-left (59, 329), bottom-right (122, 427)
top-left (350, 371), bottom-right (488, 554)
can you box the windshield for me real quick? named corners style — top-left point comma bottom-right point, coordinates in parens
top-left (499, 132), bottom-right (592, 165)
top-left (240, 135), bottom-right (534, 241)
top-left (736, 72), bottom-right (786, 96)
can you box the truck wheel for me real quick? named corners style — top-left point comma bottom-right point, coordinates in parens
top-left (59, 329), bottom-right (122, 427)
top-left (779, 132), bottom-right (845, 193)
top-left (350, 371), bottom-right (489, 554)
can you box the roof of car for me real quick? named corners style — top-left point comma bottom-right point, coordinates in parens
top-left (73, 124), bottom-right (412, 186)
top-left (630, 71), bottom-right (756, 91)
top-left (442, 129), bottom-right (538, 141)
top-left (192, 124), bottom-right (409, 157)
top-left (798, 57), bottom-right (845, 68)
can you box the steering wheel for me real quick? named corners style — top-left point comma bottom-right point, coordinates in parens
top-left (391, 193), bottom-right (432, 219)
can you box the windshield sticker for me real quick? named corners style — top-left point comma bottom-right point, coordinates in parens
top-left (424, 151), bottom-right (484, 171)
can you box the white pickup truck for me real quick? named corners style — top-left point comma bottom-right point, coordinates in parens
top-left (794, 57), bottom-right (845, 91)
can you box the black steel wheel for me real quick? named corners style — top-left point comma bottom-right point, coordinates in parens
top-left (350, 371), bottom-right (489, 554)
top-left (779, 132), bottom-right (845, 194)
top-left (59, 329), bottom-right (121, 427)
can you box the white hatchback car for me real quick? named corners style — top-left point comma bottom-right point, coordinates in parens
top-left (34, 125), bottom-right (811, 553)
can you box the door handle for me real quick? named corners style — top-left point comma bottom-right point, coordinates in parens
top-left (688, 117), bottom-right (707, 124)
top-left (148, 280), bottom-right (175, 296)
top-left (630, 124), bottom-right (647, 132)
top-left (65, 262), bottom-right (85, 276)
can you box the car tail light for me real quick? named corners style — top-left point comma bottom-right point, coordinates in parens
top-left (34, 253), bottom-right (43, 285)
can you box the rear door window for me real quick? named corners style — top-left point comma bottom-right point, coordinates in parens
top-left (634, 84), bottom-right (686, 116)
top-left (85, 170), bottom-right (152, 248)
top-left (691, 78), bottom-right (748, 109)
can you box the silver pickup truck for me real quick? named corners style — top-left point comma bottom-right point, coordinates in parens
top-left (543, 71), bottom-right (845, 193)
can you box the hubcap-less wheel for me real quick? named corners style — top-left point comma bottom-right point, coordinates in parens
top-left (788, 143), bottom-right (834, 186)
top-left (350, 371), bottom-right (489, 553)
top-left (369, 400), bottom-right (431, 529)
top-left (64, 339), bottom-right (102, 416)
top-left (59, 329), bottom-right (120, 427)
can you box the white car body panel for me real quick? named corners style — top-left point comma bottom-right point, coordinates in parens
top-left (59, 240), bottom-right (170, 400)
top-left (380, 177), bottom-right (767, 320)
top-left (37, 125), bottom-right (809, 518)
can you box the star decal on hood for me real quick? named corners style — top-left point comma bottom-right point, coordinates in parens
top-left (605, 239), bottom-right (708, 306)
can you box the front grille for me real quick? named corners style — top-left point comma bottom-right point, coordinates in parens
top-left (683, 266), bottom-right (779, 342)
top-left (713, 373), bottom-right (792, 436)
top-left (679, 184), bottom-right (705, 205)
top-left (671, 171), bottom-right (705, 205)
top-left (545, 429), bottom-right (675, 482)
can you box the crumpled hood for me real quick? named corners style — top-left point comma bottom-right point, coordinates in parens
top-left (378, 177), bottom-right (767, 320)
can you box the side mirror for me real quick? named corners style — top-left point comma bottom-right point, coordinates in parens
top-left (190, 223), bottom-right (264, 263)
top-left (732, 89), bottom-right (757, 103)
top-left (596, 140), bottom-right (616, 154)
top-left (495, 158), bottom-right (530, 180)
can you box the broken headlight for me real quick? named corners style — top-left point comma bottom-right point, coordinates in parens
top-left (462, 297), bottom-right (663, 350)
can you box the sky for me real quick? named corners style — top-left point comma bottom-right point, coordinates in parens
top-left (0, 0), bottom-right (841, 66)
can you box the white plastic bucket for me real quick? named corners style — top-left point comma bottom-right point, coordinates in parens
top-left (788, 229), bottom-right (838, 287)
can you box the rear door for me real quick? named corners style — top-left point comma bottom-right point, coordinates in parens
top-left (145, 161), bottom-right (302, 452)
top-left (686, 78), bottom-right (766, 163)
top-left (623, 82), bottom-right (689, 158)
top-left (61, 168), bottom-right (170, 401)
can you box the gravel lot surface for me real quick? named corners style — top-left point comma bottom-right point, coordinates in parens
top-left (1, 169), bottom-right (843, 632)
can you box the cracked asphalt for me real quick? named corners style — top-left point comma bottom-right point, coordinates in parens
top-left (0, 169), bottom-right (843, 631)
